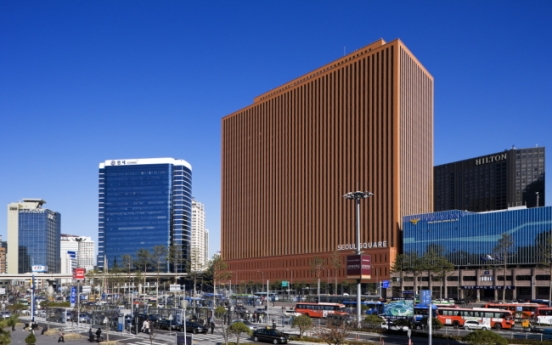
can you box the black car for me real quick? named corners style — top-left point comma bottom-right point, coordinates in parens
top-left (184, 321), bottom-right (209, 334)
top-left (155, 319), bottom-right (174, 330)
top-left (252, 328), bottom-right (289, 344)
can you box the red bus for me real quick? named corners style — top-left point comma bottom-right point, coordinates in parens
top-left (483, 303), bottom-right (544, 319)
top-left (295, 302), bottom-right (347, 318)
top-left (437, 307), bottom-right (514, 329)
top-left (536, 308), bottom-right (552, 325)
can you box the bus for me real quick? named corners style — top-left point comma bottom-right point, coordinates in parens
top-left (307, 294), bottom-right (382, 303)
top-left (437, 307), bottom-right (514, 329)
top-left (413, 304), bottom-right (438, 321)
top-left (295, 302), bottom-right (347, 318)
top-left (342, 300), bottom-right (384, 315)
top-left (536, 308), bottom-right (552, 325)
top-left (483, 303), bottom-right (545, 319)
top-left (253, 292), bottom-right (279, 301)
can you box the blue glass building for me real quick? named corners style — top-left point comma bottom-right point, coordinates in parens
top-left (403, 206), bottom-right (552, 267)
top-left (97, 158), bottom-right (192, 272)
top-left (7, 199), bottom-right (61, 274)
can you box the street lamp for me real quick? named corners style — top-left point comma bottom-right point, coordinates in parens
top-left (286, 269), bottom-right (293, 299)
top-left (343, 190), bottom-right (373, 328)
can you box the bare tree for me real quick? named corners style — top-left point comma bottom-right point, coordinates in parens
top-left (135, 249), bottom-right (152, 293)
top-left (312, 322), bottom-right (350, 345)
top-left (211, 256), bottom-right (231, 306)
top-left (310, 257), bottom-right (325, 300)
top-left (186, 248), bottom-right (203, 296)
top-left (151, 245), bottom-right (168, 301)
top-left (329, 251), bottom-right (343, 295)
top-left (493, 233), bottom-right (514, 303)
top-left (168, 245), bottom-right (186, 283)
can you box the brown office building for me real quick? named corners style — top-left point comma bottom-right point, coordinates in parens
top-left (221, 38), bottom-right (434, 291)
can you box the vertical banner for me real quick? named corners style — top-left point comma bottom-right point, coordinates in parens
top-left (346, 255), bottom-right (371, 279)
top-left (70, 286), bottom-right (77, 307)
top-left (420, 290), bottom-right (432, 305)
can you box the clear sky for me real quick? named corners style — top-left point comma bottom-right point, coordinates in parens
top-left (1, 1), bottom-right (551, 259)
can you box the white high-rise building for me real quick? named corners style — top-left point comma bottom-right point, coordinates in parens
top-left (60, 234), bottom-right (95, 271)
top-left (191, 199), bottom-right (206, 271)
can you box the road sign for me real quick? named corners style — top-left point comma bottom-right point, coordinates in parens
top-left (381, 280), bottom-right (390, 289)
top-left (281, 281), bottom-right (288, 287)
top-left (82, 286), bottom-right (92, 293)
top-left (421, 290), bottom-right (431, 305)
top-left (170, 284), bottom-right (182, 292)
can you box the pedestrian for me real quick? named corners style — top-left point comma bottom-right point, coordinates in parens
top-left (41, 325), bottom-right (48, 335)
top-left (209, 315), bottom-right (215, 334)
top-left (88, 328), bottom-right (94, 342)
top-left (96, 328), bottom-right (102, 342)
top-left (144, 320), bottom-right (150, 334)
top-left (58, 329), bottom-right (65, 343)
top-left (272, 320), bottom-right (276, 329)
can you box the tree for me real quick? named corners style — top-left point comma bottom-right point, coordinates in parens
top-left (151, 245), bottom-right (168, 300)
top-left (168, 245), bottom-right (186, 283)
top-left (420, 244), bottom-right (446, 295)
top-left (493, 233), bottom-right (514, 302)
top-left (211, 256), bottom-right (231, 306)
top-left (463, 329), bottom-right (508, 345)
top-left (364, 315), bottom-right (383, 329)
top-left (186, 248), bottom-right (203, 296)
top-left (329, 251), bottom-right (343, 295)
top-left (24, 333), bottom-right (36, 345)
top-left (312, 322), bottom-right (350, 345)
top-left (291, 314), bottom-right (313, 338)
top-left (433, 256), bottom-right (455, 299)
top-left (310, 257), bottom-right (325, 300)
top-left (390, 254), bottom-right (409, 295)
top-left (0, 319), bottom-right (11, 345)
top-left (6, 315), bottom-right (17, 331)
top-left (404, 252), bottom-right (424, 295)
top-left (135, 248), bottom-right (152, 292)
top-left (227, 321), bottom-right (251, 345)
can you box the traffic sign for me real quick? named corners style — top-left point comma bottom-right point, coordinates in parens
top-left (281, 281), bottom-right (288, 287)
top-left (381, 280), bottom-right (390, 289)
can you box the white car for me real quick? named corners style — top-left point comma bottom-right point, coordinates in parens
top-left (463, 320), bottom-right (488, 331)
top-left (381, 321), bottom-right (409, 331)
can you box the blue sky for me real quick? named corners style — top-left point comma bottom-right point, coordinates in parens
top-left (1, 1), bottom-right (551, 258)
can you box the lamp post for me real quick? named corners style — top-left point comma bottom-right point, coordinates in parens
top-left (286, 269), bottom-right (293, 299)
top-left (343, 190), bottom-right (373, 328)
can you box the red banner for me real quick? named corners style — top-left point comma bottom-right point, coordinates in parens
top-left (73, 267), bottom-right (86, 280)
top-left (346, 254), bottom-right (371, 279)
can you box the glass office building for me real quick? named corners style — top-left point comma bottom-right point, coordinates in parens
top-left (7, 199), bottom-right (60, 274)
top-left (97, 158), bottom-right (192, 272)
top-left (403, 206), bottom-right (552, 267)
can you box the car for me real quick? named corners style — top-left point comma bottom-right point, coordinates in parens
top-left (327, 314), bottom-right (354, 326)
top-left (231, 320), bottom-right (258, 331)
top-left (252, 328), bottom-right (289, 344)
top-left (255, 308), bottom-right (268, 315)
top-left (184, 321), bottom-right (209, 334)
top-left (155, 319), bottom-right (173, 330)
top-left (235, 306), bottom-right (248, 313)
top-left (463, 320), bottom-right (488, 331)
top-left (381, 321), bottom-right (409, 331)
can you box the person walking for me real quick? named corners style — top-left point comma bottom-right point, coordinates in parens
top-left (209, 315), bottom-right (215, 334)
top-left (96, 328), bottom-right (102, 342)
top-left (88, 328), bottom-right (94, 342)
top-left (58, 329), bottom-right (65, 343)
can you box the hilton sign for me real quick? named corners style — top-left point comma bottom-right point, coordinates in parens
top-left (475, 153), bottom-right (507, 165)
